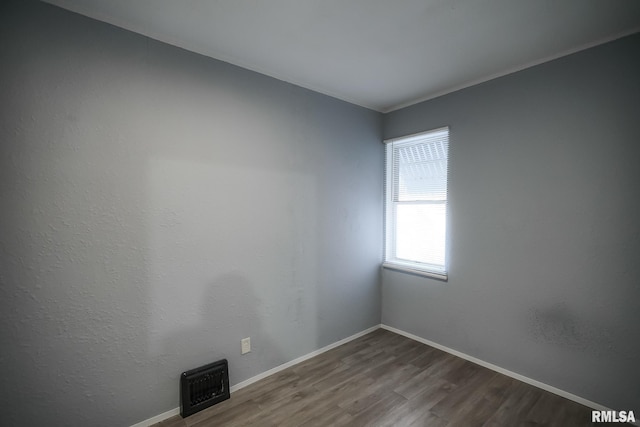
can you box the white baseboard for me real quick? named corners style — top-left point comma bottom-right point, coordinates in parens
top-left (130, 324), bottom-right (381, 427)
top-left (380, 324), bottom-right (620, 414)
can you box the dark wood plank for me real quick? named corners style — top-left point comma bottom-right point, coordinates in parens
top-left (374, 378), bottom-right (455, 426)
top-left (482, 380), bottom-right (544, 427)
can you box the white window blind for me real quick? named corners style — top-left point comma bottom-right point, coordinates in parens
top-left (384, 127), bottom-right (449, 279)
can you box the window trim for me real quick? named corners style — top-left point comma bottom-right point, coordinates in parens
top-left (383, 126), bottom-right (450, 281)
top-left (381, 261), bottom-right (448, 281)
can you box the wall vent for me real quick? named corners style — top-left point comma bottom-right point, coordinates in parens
top-left (180, 359), bottom-right (230, 418)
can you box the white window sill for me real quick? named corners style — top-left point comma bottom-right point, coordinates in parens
top-left (382, 262), bottom-right (448, 281)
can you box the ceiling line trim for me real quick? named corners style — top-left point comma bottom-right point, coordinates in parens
top-left (382, 26), bottom-right (640, 114)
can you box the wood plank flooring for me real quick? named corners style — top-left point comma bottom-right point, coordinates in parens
top-left (154, 329), bottom-right (607, 427)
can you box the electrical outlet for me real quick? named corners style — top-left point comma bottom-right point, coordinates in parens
top-left (241, 337), bottom-right (251, 355)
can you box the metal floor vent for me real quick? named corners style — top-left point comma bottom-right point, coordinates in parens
top-left (180, 359), bottom-right (230, 418)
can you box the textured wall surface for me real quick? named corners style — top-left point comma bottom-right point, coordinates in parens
top-left (382, 33), bottom-right (640, 414)
top-left (0, 1), bottom-right (382, 425)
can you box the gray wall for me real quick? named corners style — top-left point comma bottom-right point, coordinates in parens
top-left (382, 33), bottom-right (640, 414)
top-left (0, 1), bottom-right (382, 425)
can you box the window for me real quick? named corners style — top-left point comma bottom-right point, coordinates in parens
top-left (384, 127), bottom-right (449, 280)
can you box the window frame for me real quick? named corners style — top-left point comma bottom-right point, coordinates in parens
top-left (383, 127), bottom-right (450, 281)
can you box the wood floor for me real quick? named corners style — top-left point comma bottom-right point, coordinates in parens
top-left (155, 329), bottom-right (605, 427)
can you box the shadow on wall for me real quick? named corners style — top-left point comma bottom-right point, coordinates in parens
top-left (159, 273), bottom-right (280, 388)
top-left (526, 302), bottom-right (612, 353)
top-left (142, 154), bottom-right (319, 417)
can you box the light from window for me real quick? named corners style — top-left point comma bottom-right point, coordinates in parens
top-left (384, 127), bottom-right (449, 280)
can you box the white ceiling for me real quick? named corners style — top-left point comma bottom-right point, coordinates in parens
top-left (42, 0), bottom-right (640, 112)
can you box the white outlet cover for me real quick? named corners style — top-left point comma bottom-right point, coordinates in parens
top-left (241, 337), bottom-right (251, 354)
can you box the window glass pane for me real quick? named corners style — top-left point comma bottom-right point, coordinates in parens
top-left (395, 203), bottom-right (446, 268)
